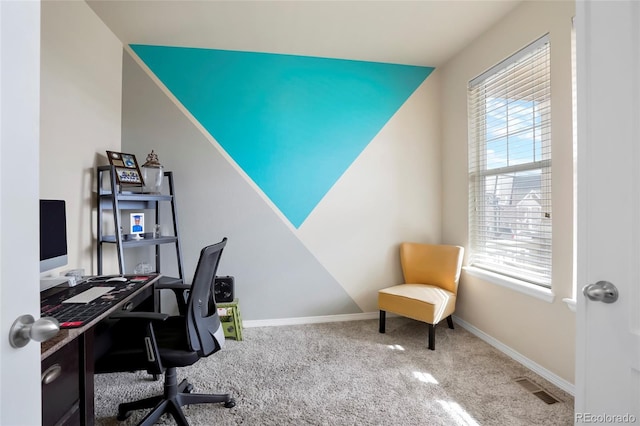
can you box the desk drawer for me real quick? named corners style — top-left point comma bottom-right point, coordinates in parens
top-left (42, 337), bottom-right (80, 426)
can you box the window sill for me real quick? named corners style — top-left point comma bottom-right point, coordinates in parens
top-left (463, 266), bottom-right (555, 303)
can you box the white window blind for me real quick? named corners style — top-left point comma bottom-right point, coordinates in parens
top-left (468, 34), bottom-right (552, 288)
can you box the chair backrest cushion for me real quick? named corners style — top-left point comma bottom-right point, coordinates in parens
top-left (186, 238), bottom-right (228, 357)
top-left (400, 243), bottom-right (464, 294)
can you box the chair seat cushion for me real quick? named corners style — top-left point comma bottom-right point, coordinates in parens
top-left (154, 316), bottom-right (200, 367)
top-left (378, 284), bottom-right (456, 325)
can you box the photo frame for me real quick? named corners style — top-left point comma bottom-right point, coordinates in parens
top-left (130, 212), bottom-right (145, 235)
top-left (106, 151), bottom-right (145, 188)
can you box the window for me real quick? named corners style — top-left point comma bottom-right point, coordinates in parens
top-left (468, 35), bottom-right (552, 288)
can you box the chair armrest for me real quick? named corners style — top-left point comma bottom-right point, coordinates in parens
top-left (155, 282), bottom-right (191, 316)
top-left (103, 311), bottom-right (168, 375)
top-left (107, 311), bottom-right (169, 321)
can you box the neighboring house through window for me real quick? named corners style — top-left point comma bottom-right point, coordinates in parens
top-left (467, 35), bottom-right (552, 289)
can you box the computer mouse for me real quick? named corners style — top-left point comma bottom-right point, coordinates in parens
top-left (106, 276), bottom-right (128, 282)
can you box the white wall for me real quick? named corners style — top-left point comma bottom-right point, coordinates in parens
top-left (440, 1), bottom-right (576, 383)
top-left (40, 0), bottom-right (123, 277)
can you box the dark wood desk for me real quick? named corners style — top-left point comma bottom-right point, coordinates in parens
top-left (41, 275), bottom-right (161, 426)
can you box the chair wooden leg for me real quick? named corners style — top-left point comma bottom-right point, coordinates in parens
top-left (428, 324), bottom-right (435, 350)
top-left (447, 315), bottom-right (454, 329)
top-left (379, 310), bottom-right (386, 333)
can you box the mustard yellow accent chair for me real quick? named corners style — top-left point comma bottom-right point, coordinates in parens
top-left (378, 243), bottom-right (464, 350)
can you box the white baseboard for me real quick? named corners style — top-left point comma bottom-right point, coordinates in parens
top-left (243, 311), bottom-right (379, 328)
top-left (453, 316), bottom-right (575, 396)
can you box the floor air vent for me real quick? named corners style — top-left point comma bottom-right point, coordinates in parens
top-left (514, 377), bottom-right (561, 405)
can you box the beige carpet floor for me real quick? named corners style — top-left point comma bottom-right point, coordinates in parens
top-left (95, 317), bottom-right (574, 425)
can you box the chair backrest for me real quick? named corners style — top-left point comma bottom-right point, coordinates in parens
top-left (185, 238), bottom-right (228, 357)
top-left (400, 242), bottom-right (464, 294)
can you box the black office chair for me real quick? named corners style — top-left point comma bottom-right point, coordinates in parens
top-left (95, 238), bottom-right (235, 426)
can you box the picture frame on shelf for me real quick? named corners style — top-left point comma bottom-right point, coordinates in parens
top-left (130, 212), bottom-right (145, 238)
top-left (106, 150), bottom-right (145, 188)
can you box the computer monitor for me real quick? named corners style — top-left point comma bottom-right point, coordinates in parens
top-left (40, 199), bottom-right (68, 273)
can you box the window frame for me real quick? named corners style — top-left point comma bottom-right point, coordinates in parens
top-left (466, 34), bottom-right (554, 300)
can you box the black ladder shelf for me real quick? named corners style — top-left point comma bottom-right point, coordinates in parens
top-left (96, 165), bottom-right (185, 290)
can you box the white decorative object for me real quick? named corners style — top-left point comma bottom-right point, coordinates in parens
top-left (141, 150), bottom-right (164, 194)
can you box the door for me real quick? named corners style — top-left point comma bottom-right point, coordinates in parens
top-left (575, 0), bottom-right (640, 420)
top-left (0, 1), bottom-right (42, 425)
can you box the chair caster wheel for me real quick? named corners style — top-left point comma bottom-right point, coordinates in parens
top-left (184, 383), bottom-right (194, 393)
top-left (117, 410), bottom-right (132, 421)
top-left (224, 398), bottom-right (236, 408)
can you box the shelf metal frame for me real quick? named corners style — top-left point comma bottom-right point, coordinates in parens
top-left (96, 165), bottom-right (185, 284)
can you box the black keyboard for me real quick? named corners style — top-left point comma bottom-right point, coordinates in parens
top-left (40, 275), bottom-right (156, 329)
top-left (41, 299), bottom-right (114, 328)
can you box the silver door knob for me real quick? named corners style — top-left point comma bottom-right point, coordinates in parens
top-left (583, 280), bottom-right (618, 303)
top-left (9, 314), bottom-right (60, 348)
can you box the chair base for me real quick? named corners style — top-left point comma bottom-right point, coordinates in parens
top-left (118, 367), bottom-right (235, 426)
top-left (378, 310), bottom-right (454, 351)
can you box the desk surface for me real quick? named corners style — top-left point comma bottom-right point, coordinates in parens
top-left (41, 274), bottom-right (161, 360)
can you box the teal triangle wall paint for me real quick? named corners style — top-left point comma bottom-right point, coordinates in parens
top-left (131, 45), bottom-right (434, 227)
